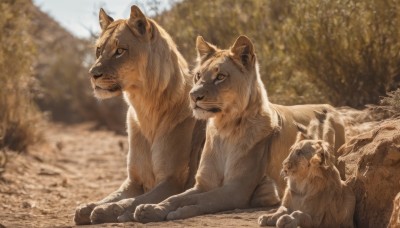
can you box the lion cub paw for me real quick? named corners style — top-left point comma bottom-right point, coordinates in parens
top-left (74, 202), bottom-right (97, 225)
top-left (276, 214), bottom-right (297, 228)
top-left (134, 204), bottom-right (168, 223)
top-left (90, 202), bottom-right (124, 224)
top-left (258, 214), bottom-right (277, 227)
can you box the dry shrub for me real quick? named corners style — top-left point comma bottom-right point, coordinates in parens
top-left (368, 88), bottom-right (400, 120)
top-left (284, 0), bottom-right (400, 107)
top-left (156, 0), bottom-right (400, 107)
top-left (0, 0), bottom-right (42, 152)
top-left (380, 89), bottom-right (400, 115)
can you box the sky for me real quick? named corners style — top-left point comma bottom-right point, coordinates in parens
top-left (33, 0), bottom-right (171, 39)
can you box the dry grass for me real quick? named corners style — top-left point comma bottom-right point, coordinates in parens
top-left (0, 0), bottom-right (42, 152)
top-left (368, 88), bottom-right (400, 120)
top-left (380, 89), bottom-right (400, 115)
top-left (284, 0), bottom-right (400, 107)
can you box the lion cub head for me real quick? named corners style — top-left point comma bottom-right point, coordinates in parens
top-left (282, 111), bottom-right (336, 185)
top-left (88, 6), bottom-right (153, 99)
top-left (189, 35), bottom-right (261, 119)
top-left (282, 139), bottom-right (334, 180)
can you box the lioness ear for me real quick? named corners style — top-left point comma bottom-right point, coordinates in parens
top-left (127, 5), bottom-right (152, 38)
top-left (231, 35), bottom-right (255, 69)
top-left (196, 36), bottom-right (216, 60)
top-left (99, 8), bottom-right (114, 31)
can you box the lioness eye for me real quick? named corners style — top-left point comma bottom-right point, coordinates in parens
top-left (195, 72), bottom-right (201, 81)
top-left (115, 48), bottom-right (125, 56)
top-left (216, 74), bottom-right (226, 81)
top-left (96, 47), bottom-right (101, 58)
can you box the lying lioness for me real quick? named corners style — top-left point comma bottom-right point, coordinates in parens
top-left (258, 111), bottom-right (355, 227)
top-left (73, 6), bottom-right (205, 224)
top-left (132, 35), bottom-right (346, 222)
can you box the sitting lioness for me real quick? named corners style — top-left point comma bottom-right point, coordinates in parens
top-left (73, 6), bottom-right (205, 224)
top-left (258, 111), bottom-right (355, 227)
top-left (133, 35), bottom-right (346, 222)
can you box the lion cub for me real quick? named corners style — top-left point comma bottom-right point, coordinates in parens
top-left (258, 111), bottom-right (355, 228)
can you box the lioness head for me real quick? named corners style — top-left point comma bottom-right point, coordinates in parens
top-left (189, 35), bottom-right (260, 119)
top-left (88, 6), bottom-right (153, 99)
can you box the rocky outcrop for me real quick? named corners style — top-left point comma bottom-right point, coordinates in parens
top-left (338, 118), bottom-right (400, 228)
top-left (389, 192), bottom-right (400, 228)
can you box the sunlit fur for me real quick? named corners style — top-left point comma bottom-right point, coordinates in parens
top-left (259, 112), bottom-right (355, 227)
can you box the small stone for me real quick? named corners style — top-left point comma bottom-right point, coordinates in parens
top-left (22, 201), bottom-right (31, 208)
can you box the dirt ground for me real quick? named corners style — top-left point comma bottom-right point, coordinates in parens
top-left (0, 123), bottom-right (275, 228)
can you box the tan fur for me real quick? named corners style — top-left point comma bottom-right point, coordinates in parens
top-left (133, 35), bottom-right (346, 223)
top-left (73, 6), bottom-right (205, 225)
top-left (258, 113), bottom-right (355, 228)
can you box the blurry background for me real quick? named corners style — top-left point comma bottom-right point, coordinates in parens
top-left (1, 0), bottom-right (400, 152)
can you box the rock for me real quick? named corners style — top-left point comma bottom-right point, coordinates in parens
top-left (389, 192), bottom-right (400, 228)
top-left (338, 118), bottom-right (400, 228)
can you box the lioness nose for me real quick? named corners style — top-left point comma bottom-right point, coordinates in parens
top-left (190, 92), bottom-right (204, 102)
top-left (89, 66), bottom-right (103, 79)
top-left (92, 73), bottom-right (103, 79)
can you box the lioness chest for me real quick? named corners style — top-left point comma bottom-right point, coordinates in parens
top-left (195, 135), bottom-right (257, 191)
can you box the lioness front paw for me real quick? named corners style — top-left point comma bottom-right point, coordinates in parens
top-left (117, 210), bottom-right (134, 223)
top-left (90, 202), bottom-right (124, 224)
top-left (134, 204), bottom-right (168, 223)
top-left (258, 213), bottom-right (278, 227)
top-left (276, 214), bottom-right (297, 228)
top-left (74, 202), bottom-right (97, 225)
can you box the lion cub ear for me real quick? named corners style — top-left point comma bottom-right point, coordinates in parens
top-left (310, 142), bottom-right (333, 167)
top-left (127, 5), bottom-right (152, 39)
top-left (294, 121), bottom-right (307, 143)
top-left (196, 36), bottom-right (216, 61)
top-left (314, 109), bottom-right (327, 123)
top-left (99, 8), bottom-right (114, 31)
top-left (230, 35), bottom-right (255, 70)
